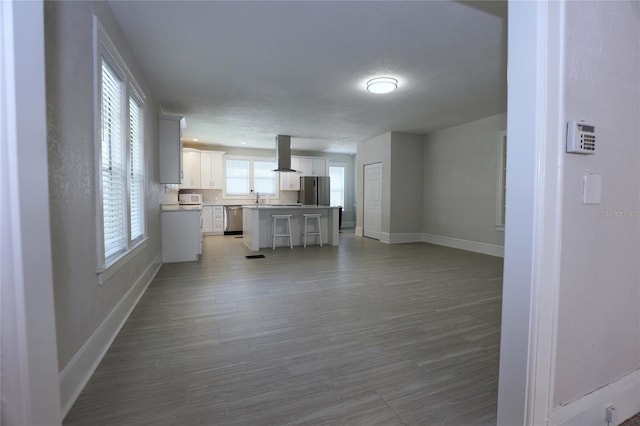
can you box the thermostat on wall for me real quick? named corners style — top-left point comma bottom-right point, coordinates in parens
top-left (566, 120), bottom-right (596, 154)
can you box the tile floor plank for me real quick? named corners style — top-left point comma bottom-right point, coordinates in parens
top-left (64, 232), bottom-right (502, 425)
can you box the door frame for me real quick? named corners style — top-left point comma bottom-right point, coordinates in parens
top-left (1, 1), bottom-right (62, 424)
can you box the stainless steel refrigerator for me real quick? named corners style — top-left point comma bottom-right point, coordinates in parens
top-left (298, 176), bottom-right (330, 206)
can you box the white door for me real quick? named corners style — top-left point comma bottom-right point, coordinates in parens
top-left (363, 163), bottom-right (382, 240)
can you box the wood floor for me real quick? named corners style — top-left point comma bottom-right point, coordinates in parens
top-left (64, 232), bottom-right (504, 426)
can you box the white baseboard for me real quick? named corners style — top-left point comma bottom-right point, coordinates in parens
top-left (549, 369), bottom-right (640, 426)
top-left (380, 232), bottom-right (423, 244)
top-left (354, 226), bottom-right (363, 236)
top-left (59, 254), bottom-right (162, 418)
top-left (421, 233), bottom-right (504, 257)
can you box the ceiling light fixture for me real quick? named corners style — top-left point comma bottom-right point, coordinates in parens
top-left (366, 76), bottom-right (398, 94)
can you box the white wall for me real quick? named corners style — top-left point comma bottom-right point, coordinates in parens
top-left (553, 0), bottom-right (640, 410)
top-left (422, 113), bottom-right (506, 248)
top-left (498, 2), bottom-right (640, 424)
top-left (45, 1), bottom-right (163, 415)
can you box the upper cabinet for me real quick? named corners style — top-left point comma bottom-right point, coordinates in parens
top-left (295, 156), bottom-right (327, 176)
top-left (200, 151), bottom-right (225, 189)
top-left (279, 172), bottom-right (300, 191)
top-left (158, 114), bottom-right (185, 184)
top-left (181, 148), bottom-right (201, 188)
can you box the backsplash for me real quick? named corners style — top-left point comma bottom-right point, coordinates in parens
top-left (178, 188), bottom-right (300, 205)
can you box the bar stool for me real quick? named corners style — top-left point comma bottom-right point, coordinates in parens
top-left (272, 214), bottom-right (293, 250)
top-left (303, 214), bottom-right (323, 248)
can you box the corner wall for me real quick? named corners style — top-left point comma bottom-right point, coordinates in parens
top-left (389, 133), bottom-right (424, 241)
top-left (45, 1), bottom-right (163, 416)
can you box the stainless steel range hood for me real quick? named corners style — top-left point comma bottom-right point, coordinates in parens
top-left (274, 135), bottom-right (297, 172)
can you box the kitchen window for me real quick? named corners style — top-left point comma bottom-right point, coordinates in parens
top-left (225, 157), bottom-right (276, 196)
top-left (95, 19), bottom-right (147, 275)
top-left (329, 165), bottom-right (345, 207)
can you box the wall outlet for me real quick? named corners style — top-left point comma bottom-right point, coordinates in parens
top-left (605, 405), bottom-right (616, 424)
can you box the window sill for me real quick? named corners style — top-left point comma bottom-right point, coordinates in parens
top-left (97, 237), bottom-right (149, 285)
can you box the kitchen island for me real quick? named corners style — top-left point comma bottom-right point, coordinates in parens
top-left (161, 204), bottom-right (203, 262)
top-left (243, 205), bottom-right (340, 251)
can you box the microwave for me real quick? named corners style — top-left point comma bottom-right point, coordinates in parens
top-left (178, 193), bottom-right (203, 205)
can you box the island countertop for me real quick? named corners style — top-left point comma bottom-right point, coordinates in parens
top-left (243, 204), bottom-right (338, 210)
top-left (243, 205), bottom-right (339, 251)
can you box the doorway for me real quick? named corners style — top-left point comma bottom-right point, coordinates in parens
top-left (363, 162), bottom-right (382, 240)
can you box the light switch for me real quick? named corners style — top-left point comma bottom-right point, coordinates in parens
top-left (583, 174), bottom-right (602, 204)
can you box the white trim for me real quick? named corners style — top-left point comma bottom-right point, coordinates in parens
top-left (59, 254), bottom-right (162, 418)
top-left (497, 1), bottom-right (565, 425)
top-left (1, 1), bottom-right (62, 423)
top-left (495, 130), bottom-right (507, 228)
top-left (341, 220), bottom-right (355, 229)
top-left (548, 370), bottom-right (640, 426)
top-left (422, 233), bottom-right (504, 257)
top-left (379, 232), bottom-right (423, 244)
top-left (354, 225), bottom-right (363, 236)
top-left (97, 237), bottom-right (149, 284)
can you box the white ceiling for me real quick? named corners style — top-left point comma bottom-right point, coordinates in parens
top-left (108, 1), bottom-right (507, 154)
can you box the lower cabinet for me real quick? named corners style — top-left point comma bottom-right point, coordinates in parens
top-left (203, 205), bottom-right (224, 235)
top-left (161, 209), bottom-right (201, 263)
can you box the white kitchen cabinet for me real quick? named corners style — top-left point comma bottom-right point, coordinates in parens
top-left (202, 205), bottom-right (224, 235)
top-left (181, 148), bottom-right (201, 188)
top-left (158, 114), bottom-right (185, 184)
top-left (212, 206), bottom-right (224, 234)
top-left (311, 158), bottom-right (327, 176)
top-left (200, 151), bottom-right (225, 189)
top-left (202, 205), bottom-right (214, 233)
top-left (293, 156), bottom-right (327, 177)
top-left (279, 172), bottom-right (301, 191)
top-left (161, 209), bottom-right (201, 262)
top-left (291, 157), bottom-right (301, 172)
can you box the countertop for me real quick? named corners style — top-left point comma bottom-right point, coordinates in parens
top-left (243, 204), bottom-right (337, 210)
top-left (161, 204), bottom-right (202, 211)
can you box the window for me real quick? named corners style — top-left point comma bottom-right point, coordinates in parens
top-left (496, 131), bottom-right (507, 231)
top-left (128, 95), bottom-right (144, 240)
top-left (225, 158), bottom-right (276, 196)
top-left (329, 165), bottom-right (345, 207)
top-left (253, 161), bottom-right (276, 194)
top-left (96, 20), bottom-right (146, 272)
top-left (226, 159), bottom-right (250, 195)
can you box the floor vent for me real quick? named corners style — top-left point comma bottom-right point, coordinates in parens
top-left (245, 255), bottom-right (266, 259)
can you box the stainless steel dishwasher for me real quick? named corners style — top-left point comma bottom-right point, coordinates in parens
top-left (223, 205), bottom-right (243, 235)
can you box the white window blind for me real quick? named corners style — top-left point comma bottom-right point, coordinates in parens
top-left (96, 21), bottom-right (147, 273)
top-left (329, 166), bottom-right (345, 207)
top-left (101, 59), bottom-right (126, 259)
top-left (226, 159), bottom-right (250, 195)
top-left (253, 161), bottom-right (276, 195)
top-left (129, 95), bottom-right (144, 241)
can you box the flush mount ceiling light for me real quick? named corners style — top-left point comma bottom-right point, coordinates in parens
top-left (366, 76), bottom-right (398, 94)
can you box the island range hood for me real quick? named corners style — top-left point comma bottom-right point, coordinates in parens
top-left (274, 135), bottom-right (297, 172)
